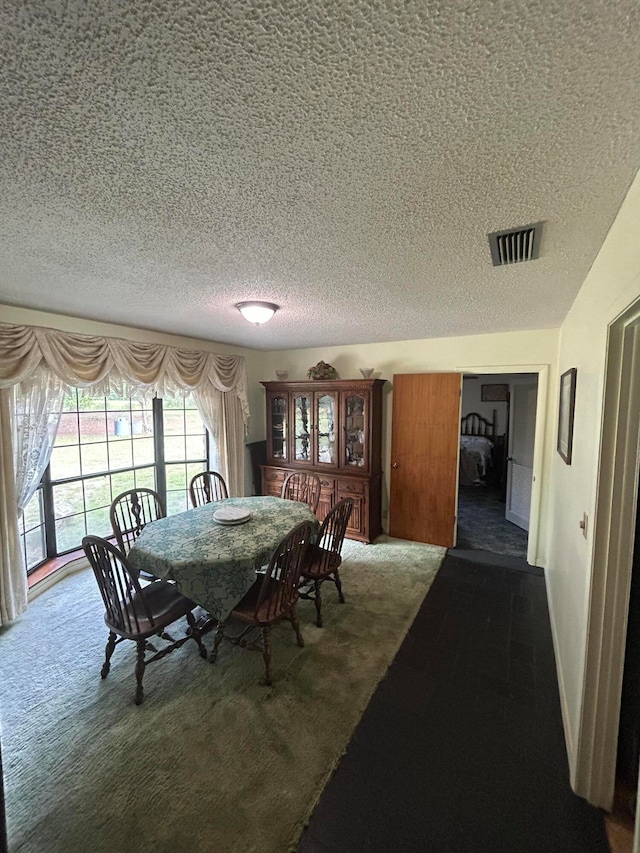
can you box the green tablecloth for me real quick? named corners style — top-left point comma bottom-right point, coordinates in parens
top-left (127, 496), bottom-right (318, 621)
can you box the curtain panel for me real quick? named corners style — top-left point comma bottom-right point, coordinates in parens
top-left (0, 322), bottom-right (250, 626)
top-left (0, 389), bottom-right (27, 624)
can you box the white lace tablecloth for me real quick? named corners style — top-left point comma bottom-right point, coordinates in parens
top-left (128, 496), bottom-right (318, 621)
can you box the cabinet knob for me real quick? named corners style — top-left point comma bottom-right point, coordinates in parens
top-left (392, 462), bottom-right (399, 469)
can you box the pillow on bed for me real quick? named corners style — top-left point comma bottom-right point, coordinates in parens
top-left (460, 435), bottom-right (494, 450)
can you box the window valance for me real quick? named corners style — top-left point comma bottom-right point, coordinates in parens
top-left (0, 323), bottom-right (249, 423)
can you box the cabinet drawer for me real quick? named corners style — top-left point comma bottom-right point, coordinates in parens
top-left (264, 483), bottom-right (283, 498)
top-left (263, 468), bottom-right (287, 484)
top-left (318, 477), bottom-right (335, 490)
top-left (336, 479), bottom-right (365, 495)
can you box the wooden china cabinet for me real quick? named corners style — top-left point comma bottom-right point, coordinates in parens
top-left (260, 378), bottom-right (385, 543)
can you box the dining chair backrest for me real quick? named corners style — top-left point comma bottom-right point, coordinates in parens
top-left (254, 520), bottom-right (314, 623)
top-left (110, 488), bottom-right (166, 555)
top-left (83, 536), bottom-right (153, 636)
top-left (281, 471), bottom-right (321, 513)
top-left (189, 470), bottom-right (229, 508)
top-left (311, 497), bottom-right (354, 575)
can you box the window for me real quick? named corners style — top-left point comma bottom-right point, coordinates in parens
top-left (20, 390), bottom-right (210, 572)
top-left (163, 396), bottom-right (211, 515)
top-left (18, 487), bottom-right (46, 571)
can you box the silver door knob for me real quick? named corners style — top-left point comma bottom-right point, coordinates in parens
top-left (392, 462), bottom-right (399, 468)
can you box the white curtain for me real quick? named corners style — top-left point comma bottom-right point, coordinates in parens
top-left (0, 322), bottom-right (250, 626)
top-left (14, 371), bottom-right (65, 512)
top-left (192, 386), bottom-right (246, 497)
top-left (0, 324), bottom-right (249, 420)
top-left (192, 384), bottom-right (227, 486)
top-left (0, 389), bottom-right (28, 624)
top-left (222, 392), bottom-right (247, 498)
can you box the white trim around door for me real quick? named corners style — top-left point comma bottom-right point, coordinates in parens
top-left (574, 301), bottom-right (640, 813)
top-left (456, 363), bottom-right (549, 568)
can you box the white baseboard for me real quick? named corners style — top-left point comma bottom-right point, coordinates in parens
top-left (505, 509), bottom-right (530, 532)
top-left (546, 574), bottom-right (575, 780)
top-left (28, 556), bottom-right (90, 602)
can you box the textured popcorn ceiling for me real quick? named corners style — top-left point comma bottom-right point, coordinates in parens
top-left (1, 1), bottom-right (639, 350)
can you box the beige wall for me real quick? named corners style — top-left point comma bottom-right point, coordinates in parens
top-left (546, 170), bottom-right (640, 776)
top-left (253, 328), bottom-right (560, 563)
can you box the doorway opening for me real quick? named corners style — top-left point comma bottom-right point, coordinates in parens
top-left (456, 373), bottom-right (538, 561)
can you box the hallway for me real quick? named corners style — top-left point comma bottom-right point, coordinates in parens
top-left (457, 483), bottom-right (529, 559)
top-left (298, 551), bottom-right (609, 852)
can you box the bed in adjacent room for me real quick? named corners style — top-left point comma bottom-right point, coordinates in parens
top-left (459, 411), bottom-right (497, 485)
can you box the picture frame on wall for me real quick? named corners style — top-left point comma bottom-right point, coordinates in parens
top-left (481, 383), bottom-right (509, 402)
top-left (557, 368), bottom-right (577, 465)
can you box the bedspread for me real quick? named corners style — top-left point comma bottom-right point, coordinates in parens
top-left (460, 435), bottom-right (493, 478)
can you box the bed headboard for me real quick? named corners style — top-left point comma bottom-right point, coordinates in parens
top-left (460, 410), bottom-right (496, 438)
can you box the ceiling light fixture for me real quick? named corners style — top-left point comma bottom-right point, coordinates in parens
top-left (235, 301), bottom-right (279, 325)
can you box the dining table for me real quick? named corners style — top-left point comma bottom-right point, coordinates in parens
top-left (127, 495), bottom-right (319, 624)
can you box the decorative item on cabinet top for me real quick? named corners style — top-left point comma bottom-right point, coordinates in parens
top-left (360, 368), bottom-right (374, 379)
top-left (307, 360), bottom-right (338, 380)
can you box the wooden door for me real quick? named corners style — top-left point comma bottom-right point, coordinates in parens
top-left (389, 373), bottom-right (462, 547)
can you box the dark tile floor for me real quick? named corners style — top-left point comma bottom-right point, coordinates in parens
top-left (457, 484), bottom-right (529, 559)
top-left (297, 552), bottom-right (610, 853)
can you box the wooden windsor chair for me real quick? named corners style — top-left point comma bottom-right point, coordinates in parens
top-left (209, 520), bottom-right (314, 686)
top-left (280, 470), bottom-right (321, 513)
top-left (110, 487), bottom-right (166, 582)
top-left (299, 497), bottom-right (353, 627)
top-left (188, 470), bottom-right (229, 508)
top-left (82, 535), bottom-right (207, 705)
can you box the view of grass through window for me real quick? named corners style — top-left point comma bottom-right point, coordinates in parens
top-left (20, 390), bottom-right (210, 573)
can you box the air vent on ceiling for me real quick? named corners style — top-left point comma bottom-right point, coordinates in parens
top-left (488, 222), bottom-right (543, 267)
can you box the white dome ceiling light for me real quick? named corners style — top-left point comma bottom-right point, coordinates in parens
top-left (235, 301), bottom-right (279, 325)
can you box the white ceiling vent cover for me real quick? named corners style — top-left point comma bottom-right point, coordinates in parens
top-left (488, 222), bottom-right (544, 266)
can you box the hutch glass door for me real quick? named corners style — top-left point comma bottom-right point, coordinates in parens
top-left (269, 394), bottom-right (288, 461)
top-left (315, 392), bottom-right (337, 466)
top-left (293, 393), bottom-right (313, 462)
top-left (344, 392), bottom-right (368, 471)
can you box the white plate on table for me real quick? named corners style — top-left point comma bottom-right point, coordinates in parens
top-left (213, 507), bottom-right (251, 525)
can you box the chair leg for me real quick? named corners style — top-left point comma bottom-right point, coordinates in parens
top-left (261, 626), bottom-right (272, 686)
top-left (186, 611), bottom-right (208, 659)
top-left (288, 605), bottom-right (305, 648)
top-left (334, 568), bottom-right (345, 604)
top-left (134, 640), bottom-right (146, 705)
top-left (314, 579), bottom-right (323, 628)
top-left (101, 631), bottom-right (117, 679)
top-left (209, 621), bottom-right (225, 663)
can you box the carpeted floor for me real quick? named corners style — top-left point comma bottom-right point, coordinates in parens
top-left (0, 536), bottom-right (444, 853)
top-left (457, 484), bottom-right (529, 558)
